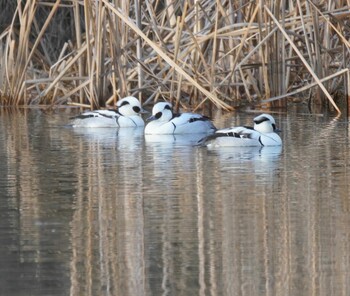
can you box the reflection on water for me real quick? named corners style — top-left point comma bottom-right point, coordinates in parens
top-left (0, 108), bottom-right (350, 296)
top-left (72, 126), bottom-right (144, 149)
top-left (145, 133), bottom-right (206, 145)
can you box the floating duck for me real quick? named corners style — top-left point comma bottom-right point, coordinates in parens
top-left (70, 96), bottom-right (146, 128)
top-left (145, 102), bottom-right (216, 135)
top-left (200, 113), bottom-right (282, 147)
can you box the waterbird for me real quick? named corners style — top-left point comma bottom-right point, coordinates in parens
top-left (199, 113), bottom-right (282, 147)
top-left (144, 102), bottom-right (216, 135)
top-left (70, 96), bottom-right (146, 128)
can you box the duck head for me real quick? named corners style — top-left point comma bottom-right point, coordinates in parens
top-left (253, 114), bottom-right (281, 133)
top-left (117, 96), bottom-right (147, 116)
top-left (147, 102), bottom-right (173, 122)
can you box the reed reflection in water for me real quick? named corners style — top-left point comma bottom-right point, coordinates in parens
top-left (0, 109), bottom-right (349, 296)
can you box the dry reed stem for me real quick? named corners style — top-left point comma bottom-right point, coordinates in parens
top-left (102, 0), bottom-right (233, 111)
top-left (265, 5), bottom-right (341, 114)
top-left (73, 0), bottom-right (83, 105)
top-left (16, 0), bottom-right (62, 102)
top-left (0, 0), bottom-right (349, 113)
top-left (263, 68), bottom-right (349, 103)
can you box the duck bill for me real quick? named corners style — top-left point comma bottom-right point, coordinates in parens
top-left (274, 128), bottom-right (282, 133)
top-left (147, 115), bottom-right (156, 121)
top-left (140, 108), bottom-right (149, 114)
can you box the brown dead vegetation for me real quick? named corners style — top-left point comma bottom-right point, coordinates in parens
top-left (0, 1), bottom-right (349, 114)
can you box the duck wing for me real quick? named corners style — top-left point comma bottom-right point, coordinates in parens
top-left (171, 113), bottom-right (214, 126)
top-left (197, 126), bottom-right (260, 145)
top-left (71, 109), bottom-right (119, 120)
top-left (213, 126), bottom-right (258, 138)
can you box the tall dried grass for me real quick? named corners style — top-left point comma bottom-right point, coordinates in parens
top-left (0, 0), bottom-right (349, 113)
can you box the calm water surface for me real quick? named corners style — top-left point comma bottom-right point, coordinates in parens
top-left (0, 108), bottom-right (349, 296)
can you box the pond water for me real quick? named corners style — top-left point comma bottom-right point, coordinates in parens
top-left (0, 107), bottom-right (349, 296)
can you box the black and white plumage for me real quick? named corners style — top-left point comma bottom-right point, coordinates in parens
top-left (144, 102), bottom-right (216, 135)
top-left (200, 113), bottom-right (282, 147)
top-left (70, 96), bottom-right (146, 128)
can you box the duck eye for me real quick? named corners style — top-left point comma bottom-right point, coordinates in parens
top-left (133, 106), bottom-right (140, 113)
top-left (155, 112), bottom-right (162, 119)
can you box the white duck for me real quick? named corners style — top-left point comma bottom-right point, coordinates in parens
top-left (200, 113), bottom-right (282, 147)
top-left (70, 96), bottom-right (146, 127)
top-left (144, 102), bottom-right (216, 135)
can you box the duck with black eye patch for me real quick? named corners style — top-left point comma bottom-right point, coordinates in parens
top-left (199, 113), bottom-right (282, 147)
top-left (144, 102), bottom-right (216, 135)
top-left (70, 96), bottom-right (147, 128)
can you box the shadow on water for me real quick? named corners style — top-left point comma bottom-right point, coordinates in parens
top-left (0, 108), bottom-right (350, 295)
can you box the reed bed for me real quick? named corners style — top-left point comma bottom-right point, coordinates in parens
top-left (0, 0), bottom-right (349, 113)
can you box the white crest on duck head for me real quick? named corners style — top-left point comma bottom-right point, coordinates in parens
top-left (117, 96), bottom-right (144, 116)
top-left (253, 113), bottom-right (278, 133)
top-left (148, 102), bottom-right (173, 122)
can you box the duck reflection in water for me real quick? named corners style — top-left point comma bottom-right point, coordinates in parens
top-left (145, 133), bottom-right (207, 146)
top-left (72, 127), bottom-right (144, 150)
